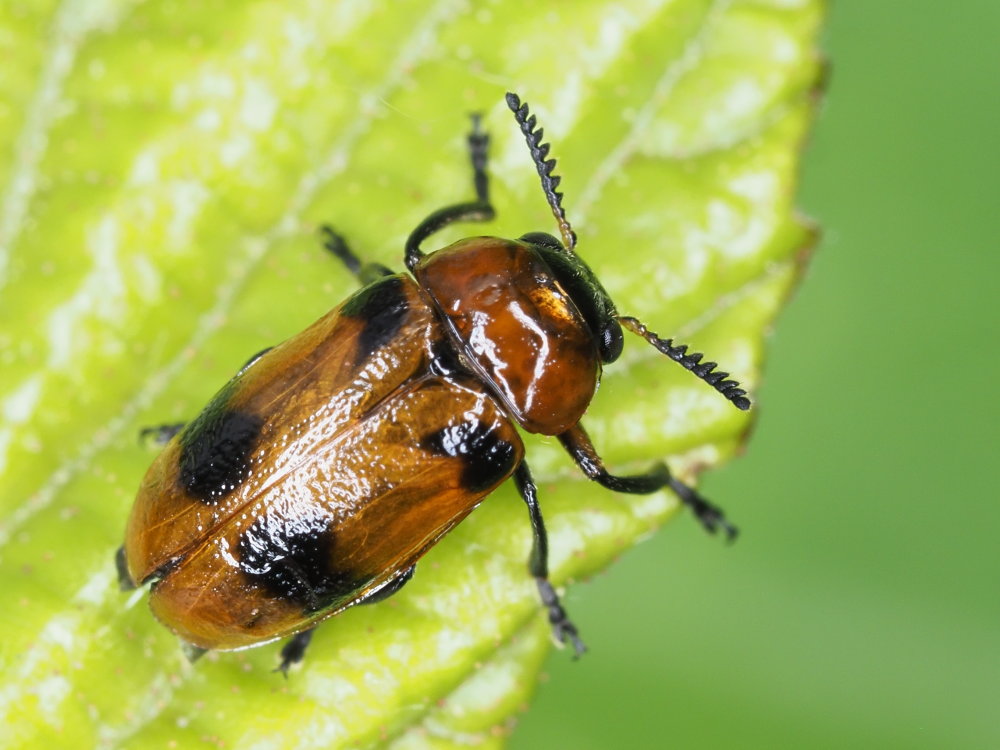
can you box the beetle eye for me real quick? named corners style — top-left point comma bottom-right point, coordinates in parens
top-left (600, 321), bottom-right (624, 363)
top-left (519, 231), bottom-right (564, 251)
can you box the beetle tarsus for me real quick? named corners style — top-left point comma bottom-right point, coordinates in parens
top-left (468, 113), bottom-right (490, 203)
top-left (537, 577), bottom-right (587, 657)
top-left (404, 117), bottom-right (496, 270)
top-left (320, 225), bottom-right (394, 285)
top-left (181, 641), bottom-right (208, 664)
top-left (275, 628), bottom-right (315, 676)
top-left (321, 225), bottom-right (361, 274)
top-left (114, 546), bottom-right (136, 591)
top-left (138, 422), bottom-right (186, 447)
top-left (667, 476), bottom-right (739, 542)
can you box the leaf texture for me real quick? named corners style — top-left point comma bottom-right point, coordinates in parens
top-left (0, 0), bottom-right (823, 747)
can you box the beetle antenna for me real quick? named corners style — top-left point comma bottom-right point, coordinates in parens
top-left (620, 317), bottom-right (751, 411)
top-left (506, 92), bottom-right (577, 252)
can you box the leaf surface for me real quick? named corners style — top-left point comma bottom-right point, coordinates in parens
top-left (0, 0), bottom-right (823, 746)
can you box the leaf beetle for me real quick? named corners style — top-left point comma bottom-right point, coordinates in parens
top-left (117, 93), bottom-right (750, 672)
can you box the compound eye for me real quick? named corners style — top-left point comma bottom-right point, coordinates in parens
top-left (599, 321), bottom-right (624, 363)
top-left (519, 231), bottom-right (564, 251)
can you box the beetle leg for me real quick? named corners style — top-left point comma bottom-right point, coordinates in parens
top-left (138, 422), bottom-right (186, 446)
top-left (319, 226), bottom-right (395, 286)
top-left (275, 628), bottom-right (315, 676)
top-left (357, 565), bottom-right (416, 606)
top-left (272, 565), bottom-right (417, 675)
top-left (404, 115), bottom-right (495, 271)
top-left (513, 461), bottom-right (587, 657)
top-left (238, 346), bottom-right (272, 373)
top-left (114, 546), bottom-right (135, 591)
top-left (180, 641), bottom-right (208, 663)
top-left (558, 423), bottom-right (738, 541)
top-left (138, 347), bottom-right (271, 448)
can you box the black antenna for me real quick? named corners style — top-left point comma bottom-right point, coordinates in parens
top-left (505, 92), bottom-right (577, 251)
top-left (620, 317), bottom-right (751, 411)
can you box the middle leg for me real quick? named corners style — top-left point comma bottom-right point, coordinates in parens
top-left (513, 461), bottom-right (586, 657)
top-left (320, 226), bottom-right (394, 286)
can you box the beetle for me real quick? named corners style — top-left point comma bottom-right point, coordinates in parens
top-left (117, 92), bottom-right (750, 672)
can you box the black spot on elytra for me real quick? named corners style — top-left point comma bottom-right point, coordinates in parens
top-left (341, 275), bottom-right (409, 365)
top-left (237, 510), bottom-right (365, 613)
top-left (425, 418), bottom-right (517, 493)
top-left (178, 401), bottom-right (264, 505)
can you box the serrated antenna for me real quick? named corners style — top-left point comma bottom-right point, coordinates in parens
top-left (620, 317), bottom-right (752, 411)
top-left (505, 92), bottom-right (577, 252)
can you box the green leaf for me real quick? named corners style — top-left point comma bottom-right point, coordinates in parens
top-left (0, 0), bottom-right (823, 747)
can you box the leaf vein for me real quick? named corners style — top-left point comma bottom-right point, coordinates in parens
top-left (0, 0), bottom-right (466, 555)
top-left (0, 0), bottom-right (142, 292)
top-left (574, 0), bottom-right (732, 226)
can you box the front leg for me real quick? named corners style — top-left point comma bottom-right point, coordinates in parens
top-left (404, 115), bottom-right (495, 270)
top-left (558, 423), bottom-right (738, 540)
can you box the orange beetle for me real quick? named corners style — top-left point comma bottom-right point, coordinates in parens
top-left (118, 93), bottom-right (749, 671)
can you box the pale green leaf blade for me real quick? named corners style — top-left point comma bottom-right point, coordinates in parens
top-left (0, 0), bottom-right (823, 747)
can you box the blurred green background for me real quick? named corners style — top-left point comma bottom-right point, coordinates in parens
top-left (514, 2), bottom-right (1000, 749)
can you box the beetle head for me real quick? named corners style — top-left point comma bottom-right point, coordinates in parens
top-left (519, 231), bottom-right (623, 364)
top-left (507, 92), bottom-right (751, 411)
